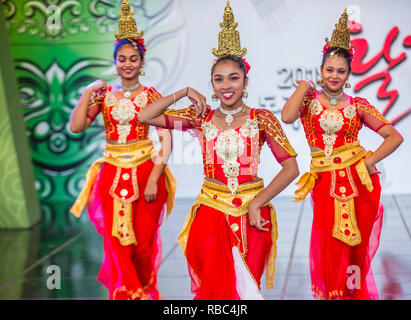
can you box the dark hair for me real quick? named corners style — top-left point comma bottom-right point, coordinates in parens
top-left (113, 39), bottom-right (145, 61)
top-left (321, 47), bottom-right (352, 72)
top-left (211, 55), bottom-right (248, 83)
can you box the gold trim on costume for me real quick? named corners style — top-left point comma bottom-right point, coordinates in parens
top-left (112, 200), bottom-right (136, 246)
top-left (310, 141), bottom-right (366, 172)
top-left (70, 139), bottom-right (177, 220)
top-left (195, 179), bottom-right (267, 217)
top-left (109, 166), bottom-right (139, 203)
top-left (312, 285), bottom-right (344, 300)
top-left (266, 204), bottom-right (278, 290)
top-left (332, 198), bottom-right (361, 246)
top-left (177, 179), bottom-right (278, 290)
top-left (293, 141), bottom-right (375, 246)
top-left (103, 140), bottom-right (154, 168)
top-left (330, 166), bottom-right (358, 201)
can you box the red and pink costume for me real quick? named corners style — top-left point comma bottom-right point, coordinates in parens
top-left (295, 91), bottom-right (390, 299)
top-left (70, 86), bottom-right (176, 300)
top-left (163, 106), bottom-right (296, 299)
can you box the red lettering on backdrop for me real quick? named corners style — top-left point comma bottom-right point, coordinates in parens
top-left (349, 23), bottom-right (411, 125)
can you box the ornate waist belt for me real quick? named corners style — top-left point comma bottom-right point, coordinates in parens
top-left (195, 178), bottom-right (268, 217)
top-left (293, 141), bottom-right (374, 246)
top-left (178, 178), bottom-right (279, 290)
top-left (102, 140), bottom-right (154, 168)
top-left (70, 140), bottom-right (177, 246)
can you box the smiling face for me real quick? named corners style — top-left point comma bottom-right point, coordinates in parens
top-left (115, 44), bottom-right (143, 81)
top-left (211, 59), bottom-right (247, 108)
top-left (320, 54), bottom-right (351, 94)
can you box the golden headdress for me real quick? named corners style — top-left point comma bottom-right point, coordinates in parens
top-left (212, 1), bottom-right (247, 58)
top-left (115, 0), bottom-right (144, 40)
top-left (325, 8), bottom-right (353, 51)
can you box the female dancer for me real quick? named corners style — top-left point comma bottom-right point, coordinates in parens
top-left (281, 9), bottom-right (403, 300)
top-left (69, 1), bottom-right (176, 300)
top-left (138, 2), bottom-right (299, 299)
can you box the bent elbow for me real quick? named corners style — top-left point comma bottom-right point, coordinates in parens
top-left (291, 164), bottom-right (300, 180)
top-left (295, 167), bottom-right (300, 180)
top-left (281, 114), bottom-right (294, 124)
top-left (69, 124), bottom-right (79, 133)
top-left (398, 134), bottom-right (404, 145)
top-left (69, 123), bottom-right (83, 134)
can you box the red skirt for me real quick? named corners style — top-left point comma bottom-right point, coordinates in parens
top-left (310, 163), bottom-right (383, 300)
top-left (185, 204), bottom-right (273, 300)
top-left (87, 159), bottom-right (168, 300)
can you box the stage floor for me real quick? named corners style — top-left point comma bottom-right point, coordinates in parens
top-left (0, 195), bottom-right (410, 300)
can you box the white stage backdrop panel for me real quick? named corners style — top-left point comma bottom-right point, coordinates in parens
top-left (147, 0), bottom-right (411, 198)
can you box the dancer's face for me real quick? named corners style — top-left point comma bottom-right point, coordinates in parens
top-left (115, 44), bottom-right (143, 81)
top-left (212, 60), bottom-right (247, 107)
top-left (321, 55), bottom-right (350, 94)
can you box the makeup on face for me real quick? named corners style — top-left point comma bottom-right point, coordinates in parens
top-left (115, 45), bottom-right (142, 78)
top-left (212, 60), bottom-right (246, 107)
top-left (321, 56), bottom-right (350, 93)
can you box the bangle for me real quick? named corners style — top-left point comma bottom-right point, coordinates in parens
top-left (186, 87), bottom-right (189, 96)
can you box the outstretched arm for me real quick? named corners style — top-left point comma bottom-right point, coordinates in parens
top-left (137, 87), bottom-right (208, 128)
top-left (281, 80), bottom-right (316, 124)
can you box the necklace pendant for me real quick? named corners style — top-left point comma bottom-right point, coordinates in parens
top-left (124, 91), bottom-right (131, 98)
top-left (330, 98), bottom-right (337, 106)
top-left (225, 114), bottom-right (233, 125)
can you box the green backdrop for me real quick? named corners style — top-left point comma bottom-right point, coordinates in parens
top-left (2, 0), bottom-right (181, 232)
top-left (0, 8), bottom-right (41, 229)
top-left (2, 0), bottom-right (149, 230)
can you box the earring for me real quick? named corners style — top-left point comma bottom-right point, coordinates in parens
top-left (139, 68), bottom-right (145, 76)
top-left (316, 79), bottom-right (324, 87)
top-left (212, 93), bottom-right (218, 101)
top-left (242, 90), bottom-right (248, 98)
top-left (114, 73), bottom-right (119, 77)
top-left (345, 81), bottom-right (351, 88)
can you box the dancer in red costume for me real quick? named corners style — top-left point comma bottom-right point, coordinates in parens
top-left (138, 2), bottom-right (299, 300)
top-left (281, 9), bottom-right (403, 300)
top-left (69, 0), bottom-right (176, 300)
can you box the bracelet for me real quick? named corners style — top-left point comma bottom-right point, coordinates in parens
top-left (173, 93), bottom-right (176, 108)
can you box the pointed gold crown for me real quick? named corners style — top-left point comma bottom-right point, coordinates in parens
top-left (325, 8), bottom-right (353, 50)
top-left (115, 0), bottom-right (144, 40)
top-left (212, 1), bottom-right (247, 58)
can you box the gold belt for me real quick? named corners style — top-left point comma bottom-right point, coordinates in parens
top-left (103, 140), bottom-right (154, 168)
top-left (178, 178), bottom-right (279, 290)
top-left (195, 178), bottom-right (269, 217)
top-left (293, 141), bottom-right (374, 246)
top-left (70, 140), bottom-right (177, 246)
top-left (310, 141), bottom-right (366, 172)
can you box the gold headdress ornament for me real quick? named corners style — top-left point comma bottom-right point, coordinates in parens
top-left (115, 0), bottom-right (144, 40)
top-left (212, 1), bottom-right (247, 58)
top-left (325, 8), bottom-right (353, 50)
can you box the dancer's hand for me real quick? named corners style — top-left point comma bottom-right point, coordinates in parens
top-left (186, 87), bottom-right (208, 118)
top-left (248, 203), bottom-right (270, 232)
top-left (296, 79), bottom-right (317, 93)
top-left (86, 79), bottom-right (108, 92)
top-left (144, 180), bottom-right (158, 202)
top-left (364, 158), bottom-right (380, 176)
